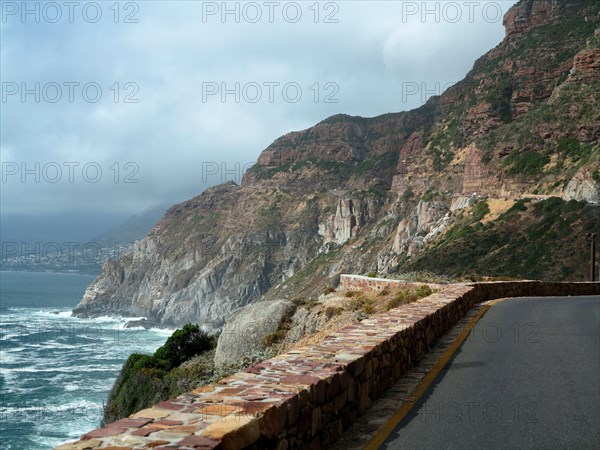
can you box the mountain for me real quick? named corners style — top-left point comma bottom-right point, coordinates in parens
top-left (73, 0), bottom-right (600, 329)
top-left (93, 204), bottom-right (169, 248)
top-left (0, 211), bottom-right (127, 253)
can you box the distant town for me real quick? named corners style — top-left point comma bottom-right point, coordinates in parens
top-left (0, 242), bottom-right (133, 274)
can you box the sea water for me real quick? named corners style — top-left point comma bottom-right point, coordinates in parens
top-left (0, 271), bottom-right (173, 449)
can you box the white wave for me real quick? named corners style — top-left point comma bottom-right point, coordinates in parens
top-left (1, 365), bottom-right (120, 374)
top-left (148, 327), bottom-right (177, 335)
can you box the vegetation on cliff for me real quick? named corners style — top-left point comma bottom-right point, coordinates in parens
top-left (400, 198), bottom-right (599, 280)
top-left (102, 325), bottom-right (215, 424)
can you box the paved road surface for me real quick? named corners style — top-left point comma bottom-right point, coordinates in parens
top-left (381, 295), bottom-right (600, 450)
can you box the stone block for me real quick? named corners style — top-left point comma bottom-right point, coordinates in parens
top-left (200, 414), bottom-right (259, 450)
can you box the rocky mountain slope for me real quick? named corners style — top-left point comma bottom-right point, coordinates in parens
top-left (73, 0), bottom-right (600, 329)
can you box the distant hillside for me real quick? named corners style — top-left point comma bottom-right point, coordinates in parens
top-left (93, 205), bottom-right (168, 247)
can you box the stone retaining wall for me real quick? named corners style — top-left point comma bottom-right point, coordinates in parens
top-left (56, 281), bottom-right (599, 450)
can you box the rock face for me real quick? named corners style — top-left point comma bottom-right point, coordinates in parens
top-left (503, 0), bottom-right (563, 38)
top-left (213, 300), bottom-right (296, 367)
top-left (392, 201), bottom-right (449, 256)
top-left (73, 0), bottom-right (600, 330)
top-left (563, 167), bottom-right (600, 203)
top-left (318, 198), bottom-right (377, 247)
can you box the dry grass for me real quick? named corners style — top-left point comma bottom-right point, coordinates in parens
top-left (481, 198), bottom-right (515, 224)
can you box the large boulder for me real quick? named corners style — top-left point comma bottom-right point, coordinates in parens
top-left (214, 300), bottom-right (296, 367)
top-left (563, 167), bottom-right (600, 204)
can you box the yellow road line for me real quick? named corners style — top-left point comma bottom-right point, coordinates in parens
top-left (363, 301), bottom-right (500, 450)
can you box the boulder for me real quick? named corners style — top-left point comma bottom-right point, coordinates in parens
top-left (214, 300), bottom-right (296, 367)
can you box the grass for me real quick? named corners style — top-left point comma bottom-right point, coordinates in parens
top-left (342, 284), bottom-right (435, 316)
top-left (386, 285), bottom-right (434, 310)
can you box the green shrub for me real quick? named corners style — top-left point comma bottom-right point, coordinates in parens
top-left (386, 285), bottom-right (434, 310)
top-left (377, 286), bottom-right (391, 297)
top-left (363, 300), bottom-right (375, 315)
top-left (421, 189), bottom-right (438, 202)
top-left (504, 199), bottom-right (529, 216)
top-left (322, 286), bottom-right (336, 295)
top-left (415, 285), bottom-right (433, 298)
top-left (485, 73), bottom-right (513, 122)
top-left (325, 306), bottom-right (343, 319)
top-left (472, 201), bottom-right (490, 221)
top-left (261, 330), bottom-right (286, 347)
top-left (290, 296), bottom-right (306, 306)
top-left (103, 324), bottom-right (216, 425)
top-left (154, 324), bottom-right (214, 369)
top-left (506, 150), bottom-right (550, 176)
top-left (402, 188), bottom-right (414, 201)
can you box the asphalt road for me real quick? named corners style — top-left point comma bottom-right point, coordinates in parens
top-left (381, 295), bottom-right (600, 450)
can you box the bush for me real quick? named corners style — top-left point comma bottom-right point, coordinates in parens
top-left (154, 324), bottom-right (214, 369)
top-left (506, 150), bottom-right (550, 176)
top-left (377, 286), bottom-right (391, 297)
top-left (261, 330), bottom-right (286, 347)
top-left (386, 285), bottom-right (433, 310)
top-left (103, 324), bottom-right (216, 425)
top-left (415, 285), bottom-right (433, 298)
top-left (363, 300), bottom-right (375, 315)
top-left (386, 290), bottom-right (416, 310)
top-left (366, 272), bottom-right (377, 278)
top-left (402, 188), bottom-right (414, 201)
top-left (472, 201), bottom-right (490, 221)
top-left (325, 306), bottom-right (343, 319)
top-left (504, 199), bottom-right (529, 216)
top-left (322, 286), bottom-right (336, 295)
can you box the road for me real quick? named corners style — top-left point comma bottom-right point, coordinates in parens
top-left (380, 295), bottom-right (600, 450)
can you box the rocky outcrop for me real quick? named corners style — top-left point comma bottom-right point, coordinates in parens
top-left (503, 0), bottom-right (565, 38)
top-left (563, 166), bottom-right (600, 203)
top-left (213, 300), bottom-right (296, 367)
top-left (318, 198), bottom-right (378, 247)
top-left (569, 48), bottom-right (600, 82)
top-left (392, 200), bottom-right (449, 255)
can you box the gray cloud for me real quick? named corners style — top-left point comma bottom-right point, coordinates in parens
top-left (1, 0), bottom-right (518, 216)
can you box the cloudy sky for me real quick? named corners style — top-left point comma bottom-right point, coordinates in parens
top-left (1, 0), bottom-right (518, 228)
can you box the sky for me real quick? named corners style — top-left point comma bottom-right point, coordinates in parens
top-left (0, 0), bottom-right (519, 228)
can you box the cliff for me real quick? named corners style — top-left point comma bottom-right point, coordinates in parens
top-left (73, 0), bottom-right (600, 329)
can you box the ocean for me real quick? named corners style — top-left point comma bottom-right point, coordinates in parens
top-left (0, 271), bottom-right (172, 450)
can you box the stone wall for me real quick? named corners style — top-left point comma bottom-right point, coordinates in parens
top-left (56, 281), bottom-right (599, 450)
